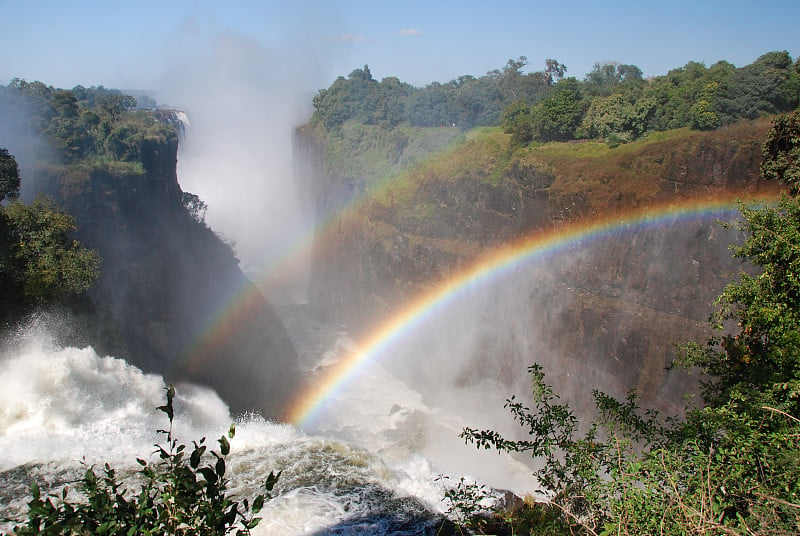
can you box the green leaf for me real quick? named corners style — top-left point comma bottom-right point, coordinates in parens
top-left (218, 435), bottom-right (230, 456)
top-left (246, 517), bottom-right (263, 529)
top-left (252, 495), bottom-right (265, 514)
top-left (265, 471), bottom-right (281, 492)
top-left (199, 467), bottom-right (218, 484)
top-left (190, 446), bottom-right (206, 469)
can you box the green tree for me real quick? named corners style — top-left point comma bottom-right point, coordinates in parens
top-left (182, 191), bottom-right (208, 224)
top-left (578, 92), bottom-right (652, 144)
top-left (0, 148), bottom-right (20, 202)
top-left (544, 58), bottom-right (567, 85)
top-left (530, 77), bottom-right (587, 142)
top-left (501, 99), bottom-right (535, 145)
top-left (760, 109), bottom-right (800, 193)
top-left (2, 195), bottom-right (100, 303)
top-left (716, 50), bottom-right (799, 124)
top-left (689, 81), bottom-right (722, 130)
top-left (583, 61), bottom-right (643, 97)
top-left (405, 82), bottom-right (450, 126)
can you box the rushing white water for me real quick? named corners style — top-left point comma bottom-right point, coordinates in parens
top-left (0, 320), bottom-right (524, 535)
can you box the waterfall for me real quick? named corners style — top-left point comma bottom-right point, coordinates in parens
top-left (0, 317), bottom-right (528, 535)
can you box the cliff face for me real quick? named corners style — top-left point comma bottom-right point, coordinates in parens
top-left (298, 121), bottom-right (781, 412)
top-left (29, 130), bottom-right (298, 419)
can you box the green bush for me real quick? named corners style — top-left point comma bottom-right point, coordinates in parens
top-left (4, 386), bottom-right (280, 536)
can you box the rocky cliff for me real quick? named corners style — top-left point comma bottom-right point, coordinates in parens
top-left (27, 124), bottom-right (298, 419)
top-left (298, 120), bottom-right (782, 412)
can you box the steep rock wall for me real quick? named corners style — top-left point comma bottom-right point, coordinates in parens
top-left (298, 122), bottom-right (780, 410)
top-left (29, 130), bottom-right (298, 419)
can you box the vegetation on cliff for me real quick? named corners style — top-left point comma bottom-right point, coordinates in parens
top-left (1, 79), bottom-right (176, 177)
top-left (311, 51), bottom-right (799, 146)
top-left (305, 51), bottom-right (797, 308)
top-left (761, 109), bottom-right (800, 192)
top-left (0, 149), bottom-right (100, 325)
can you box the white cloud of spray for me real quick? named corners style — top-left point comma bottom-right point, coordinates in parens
top-left (154, 26), bottom-right (331, 301)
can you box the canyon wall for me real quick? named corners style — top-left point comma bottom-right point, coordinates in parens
top-left (27, 127), bottom-right (298, 419)
top-left (298, 121), bottom-right (781, 411)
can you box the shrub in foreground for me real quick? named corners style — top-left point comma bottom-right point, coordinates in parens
top-left (5, 386), bottom-right (280, 536)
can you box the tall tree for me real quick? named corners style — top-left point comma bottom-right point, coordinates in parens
top-left (544, 58), bottom-right (567, 85)
top-left (760, 109), bottom-right (800, 193)
top-left (530, 77), bottom-right (586, 142)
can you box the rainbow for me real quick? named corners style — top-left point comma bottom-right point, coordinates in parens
top-left (286, 192), bottom-right (780, 426)
top-left (174, 158), bottom-right (417, 375)
top-left (173, 218), bottom-right (320, 376)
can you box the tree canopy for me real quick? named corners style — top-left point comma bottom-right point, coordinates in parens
top-left (761, 109), bottom-right (800, 192)
top-left (311, 50), bottom-right (800, 147)
top-left (1, 79), bottom-right (176, 170)
top-left (0, 149), bottom-right (100, 324)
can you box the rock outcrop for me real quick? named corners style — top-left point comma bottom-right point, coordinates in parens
top-left (27, 124), bottom-right (298, 419)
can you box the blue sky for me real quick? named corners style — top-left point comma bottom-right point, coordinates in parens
top-left (1, 0), bottom-right (798, 93)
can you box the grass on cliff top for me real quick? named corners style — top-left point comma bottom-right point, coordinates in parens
top-left (371, 125), bottom-right (672, 206)
top-left (524, 128), bottom-right (696, 161)
top-left (322, 121), bottom-right (463, 186)
top-left (370, 127), bottom-right (511, 205)
top-left (340, 118), bottom-right (772, 223)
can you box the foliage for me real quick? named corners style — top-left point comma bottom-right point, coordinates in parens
top-left (2, 195), bottom-right (100, 302)
top-left (0, 148), bottom-right (20, 202)
top-left (677, 194), bottom-right (800, 414)
top-left (716, 51), bottom-right (800, 125)
top-left (311, 50), bottom-right (799, 151)
top-left (578, 93), bottom-right (652, 145)
top-left (528, 78), bottom-right (587, 142)
top-left (5, 386), bottom-right (280, 536)
top-left (500, 99), bottom-right (535, 145)
top-left (312, 59), bottom-right (557, 131)
top-left (1, 146), bottom-right (99, 320)
top-left (761, 110), bottom-right (800, 192)
top-left (182, 192), bottom-right (208, 224)
top-left (0, 79), bottom-right (176, 169)
top-left (583, 62), bottom-right (643, 97)
top-left (460, 368), bottom-right (800, 535)
top-left (461, 366), bottom-right (668, 533)
top-left (436, 475), bottom-right (493, 533)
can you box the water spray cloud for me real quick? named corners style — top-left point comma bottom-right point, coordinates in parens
top-left (287, 192), bottom-right (781, 426)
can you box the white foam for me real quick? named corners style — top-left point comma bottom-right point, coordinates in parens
top-left (0, 341), bottom-right (230, 470)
